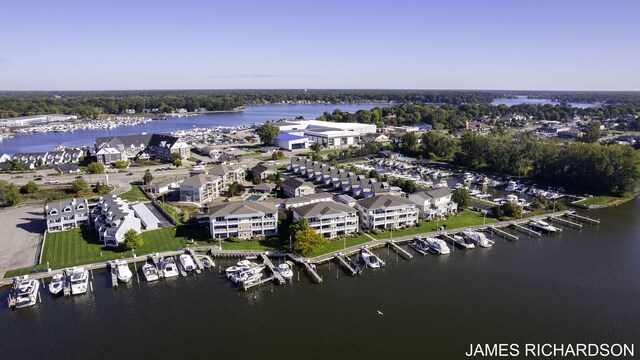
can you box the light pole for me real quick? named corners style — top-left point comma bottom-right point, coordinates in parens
top-left (483, 212), bottom-right (486, 225)
top-left (289, 235), bottom-right (292, 252)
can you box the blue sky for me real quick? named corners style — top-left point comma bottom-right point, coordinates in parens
top-left (0, 0), bottom-right (638, 90)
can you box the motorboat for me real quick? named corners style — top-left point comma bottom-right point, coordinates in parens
top-left (425, 237), bottom-right (451, 255)
top-left (179, 254), bottom-right (196, 272)
top-left (115, 260), bottom-right (133, 283)
top-left (161, 256), bottom-right (179, 278)
top-left (141, 263), bottom-right (159, 282)
top-left (530, 220), bottom-right (560, 233)
top-left (225, 260), bottom-right (262, 278)
top-left (231, 269), bottom-right (264, 285)
top-left (48, 273), bottom-right (65, 295)
top-left (275, 263), bottom-right (294, 280)
top-left (361, 251), bottom-right (381, 269)
top-left (409, 236), bottom-right (429, 255)
top-left (69, 267), bottom-right (89, 295)
top-left (239, 272), bottom-right (265, 287)
top-left (462, 230), bottom-right (494, 248)
top-left (8, 275), bottom-right (40, 309)
top-left (505, 180), bottom-right (518, 192)
top-left (451, 235), bottom-right (475, 249)
top-left (200, 256), bottom-right (214, 269)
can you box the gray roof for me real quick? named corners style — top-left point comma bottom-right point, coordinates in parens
top-left (412, 186), bottom-right (453, 200)
top-left (252, 163), bottom-right (277, 174)
top-left (181, 174), bottom-right (220, 187)
top-left (372, 182), bottom-right (391, 193)
top-left (281, 177), bottom-right (314, 190)
top-left (208, 201), bottom-right (277, 217)
top-left (208, 164), bottom-right (243, 176)
top-left (356, 194), bottom-right (415, 209)
top-left (293, 202), bottom-right (356, 218)
top-left (252, 183), bottom-right (275, 191)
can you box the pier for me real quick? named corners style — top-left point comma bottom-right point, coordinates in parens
top-left (259, 254), bottom-right (285, 285)
top-left (301, 261), bottom-right (323, 283)
top-left (108, 262), bottom-right (118, 287)
top-left (334, 254), bottom-right (361, 276)
top-left (510, 223), bottom-right (542, 237)
top-left (386, 240), bottom-right (413, 260)
top-left (185, 249), bottom-right (203, 274)
top-left (63, 270), bottom-right (72, 295)
top-left (486, 226), bottom-right (519, 241)
top-left (565, 212), bottom-right (600, 224)
top-left (361, 247), bottom-right (386, 267)
top-left (547, 216), bottom-right (582, 229)
top-left (441, 234), bottom-right (461, 247)
top-left (242, 275), bottom-right (275, 291)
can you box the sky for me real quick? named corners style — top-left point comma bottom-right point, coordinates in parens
top-left (0, 0), bottom-right (638, 91)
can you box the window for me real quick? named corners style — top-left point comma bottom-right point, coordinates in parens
top-left (77, 204), bottom-right (85, 210)
top-left (63, 207), bottom-right (72, 213)
top-left (49, 209), bottom-right (58, 215)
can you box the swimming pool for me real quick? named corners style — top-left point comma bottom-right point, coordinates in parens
top-left (246, 195), bottom-right (262, 201)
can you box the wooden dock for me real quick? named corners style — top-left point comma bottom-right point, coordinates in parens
top-left (386, 240), bottom-right (413, 260)
top-left (185, 249), bottom-right (202, 274)
top-left (63, 269), bottom-right (72, 295)
top-left (301, 261), bottom-right (323, 283)
top-left (510, 223), bottom-right (542, 237)
top-left (107, 262), bottom-right (118, 288)
top-left (259, 254), bottom-right (285, 285)
top-left (175, 257), bottom-right (188, 277)
top-left (334, 254), bottom-right (360, 276)
top-left (487, 226), bottom-right (519, 241)
top-left (547, 216), bottom-right (582, 229)
top-left (242, 275), bottom-right (274, 291)
top-left (565, 212), bottom-right (600, 224)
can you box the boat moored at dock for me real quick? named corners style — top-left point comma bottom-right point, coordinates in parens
top-left (274, 263), bottom-right (294, 280)
top-left (425, 237), bottom-right (451, 255)
top-left (69, 267), bottom-right (89, 295)
top-left (179, 254), bottom-right (196, 272)
top-left (361, 251), bottom-right (382, 269)
top-left (7, 275), bottom-right (40, 309)
top-left (160, 256), bottom-right (179, 278)
top-left (114, 260), bottom-right (133, 283)
top-left (450, 234), bottom-right (476, 249)
top-left (141, 263), bottom-right (159, 282)
top-left (462, 230), bottom-right (495, 248)
top-left (48, 273), bottom-right (65, 295)
top-left (409, 236), bottom-right (429, 255)
top-left (530, 220), bottom-right (561, 233)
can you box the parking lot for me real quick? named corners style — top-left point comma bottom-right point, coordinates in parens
top-left (0, 203), bottom-right (46, 277)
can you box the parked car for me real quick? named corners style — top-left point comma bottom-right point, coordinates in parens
top-left (126, 172), bottom-right (134, 176)
top-left (75, 175), bottom-right (84, 179)
top-left (45, 180), bottom-right (59, 184)
top-left (34, 177), bottom-right (43, 181)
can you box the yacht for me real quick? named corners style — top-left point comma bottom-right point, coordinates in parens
top-left (434, 179), bottom-right (448, 188)
top-left (161, 256), bottom-right (179, 278)
top-left (8, 276), bottom-right (40, 309)
top-left (225, 260), bottom-right (263, 278)
top-left (425, 237), bottom-right (451, 255)
top-left (141, 263), bottom-right (159, 282)
top-left (530, 220), bottom-right (560, 233)
top-left (115, 260), bottom-right (133, 283)
top-left (48, 273), bottom-right (65, 295)
top-left (505, 180), bottom-right (518, 192)
top-left (69, 267), bottom-right (89, 295)
top-left (409, 236), bottom-right (429, 255)
top-left (451, 235), bottom-right (476, 249)
top-left (275, 263), bottom-right (294, 280)
top-left (231, 268), bottom-right (264, 285)
top-left (462, 230), bottom-right (494, 248)
top-left (361, 251), bottom-right (381, 269)
top-left (239, 272), bottom-right (265, 287)
top-left (179, 254), bottom-right (196, 272)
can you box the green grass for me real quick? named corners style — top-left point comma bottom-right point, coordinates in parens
top-left (220, 236), bottom-right (287, 251)
top-left (574, 196), bottom-right (619, 206)
top-left (118, 183), bottom-right (148, 202)
top-left (306, 234), bottom-right (373, 258)
top-left (371, 210), bottom-right (497, 240)
top-left (4, 225), bottom-right (211, 277)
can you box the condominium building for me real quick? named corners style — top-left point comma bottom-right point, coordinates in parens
top-left (281, 177), bottom-right (316, 198)
top-left (292, 202), bottom-right (359, 239)
top-left (179, 174), bottom-right (222, 203)
top-left (208, 202), bottom-right (278, 240)
top-left (355, 194), bottom-right (419, 230)
top-left (408, 187), bottom-right (458, 219)
top-left (91, 195), bottom-right (143, 247)
top-left (45, 198), bottom-right (90, 232)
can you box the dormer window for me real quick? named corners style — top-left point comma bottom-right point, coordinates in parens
top-left (63, 207), bottom-right (72, 213)
top-left (77, 204), bottom-right (85, 210)
top-left (49, 209), bottom-right (58, 215)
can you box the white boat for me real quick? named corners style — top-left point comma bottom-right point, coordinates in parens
top-left (451, 235), bottom-right (475, 249)
top-left (69, 267), bottom-right (89, 295)
top-left (434, 179), bottom-right (448, 188)
top-left (161, 256), bottom-right (179, 278)
top-left (462, 230), bottom-right (494, 248)
top-left (200, 256), bottom-right (214, 269)
top-left (141, 263), bottom-right (159, 282)
top-left (425, 237), bottom-right (451, 255)
top-left (361, 251), bottom-right (381, 269)
top-left (409, 236), bottom-right (429, 255)
top-left (225, 260), bottom-right (262, 278)
top-left (48, 273), bottom-right (65, 295)
top-left (275, 263), bottom-right (294, 280)
top-left (530, 220), bottom-right (560, 233)
top-left (239, 272), bottom-right (265, 287)
top-left (115, 260), bottom-right (133, 283)
top-left (179, 254), bottom-right (196, 272)
top-left (505, 180), bottom-right (518, 192)
top-left (8, 276), bottom-right (40, 309)
top-left (231, 269), bottom-right (264, 284)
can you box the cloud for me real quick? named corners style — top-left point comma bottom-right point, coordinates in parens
top-left (207, 74), bottom-right (291, 79)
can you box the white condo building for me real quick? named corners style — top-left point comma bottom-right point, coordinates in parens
top-left (355, 195), bottom-right (419, 230)
top-left (208, 202), bottom-right (278, 240)
top-left (292, 202), bottom-right (359, 239)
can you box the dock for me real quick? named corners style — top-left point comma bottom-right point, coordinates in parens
top-left (63, 270), bottom-right (72, 295)
top-left (185, 249), bottom-right (202, 274)
top-left (175, 257), bottom-right (188, 277)
top-left (108, 262), bottom-right (118, 287)
top-left (565, 212), bottom-right (600, 224)
top-left (259, 254), bottom-right (285, 285)
top-left (334, 254), bottom-right (360, 276)
top-left (301, 261), bottom-right (323, 283)
top-left (547, 216), bottom-right (582, 229)
top-left (386, 240), bottom-right (413, 260)
top-left (510, 223), bottom-right (542, 237)
top-left (242, 275), bottom-right (274, 291)
top-left (486, 226), bottom-right (519, 241)
top-left (361, 247), bottom-right (386, 266)
top-left (441, 234), bottom-right (461, 247)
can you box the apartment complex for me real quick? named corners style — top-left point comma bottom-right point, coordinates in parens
top-left (91, 195), bottom-right (143, 247)
top-left (355, 195), bottom-right (419, 230)
top-left (45, 197), bottom-right (90, 232)
top-left (179, 164), bottom-right (245, 204)
top-left (292, 202), bottom-right (359, 239)
top-left (95, 134), bottom-right (189, 164)
top-left (208, 202), bottom-right (278, 240)
top-left (408, 187), bottom-right (458, 219)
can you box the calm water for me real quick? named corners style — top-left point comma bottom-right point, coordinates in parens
top-left (0, 103), bottom-right (387, 154)
top-left (492, 96), bottom-right (597, 108)
top-left (1, 199), bottom-right (639, 359)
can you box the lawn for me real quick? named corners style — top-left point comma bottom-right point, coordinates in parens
top-left (118, 183), bottom-right (148, 202)
top-left (371, 210), bottom-right (497, 240)
top-left (305, 234), bottom-right (373, 258)
top-left (219, 236), bottom-right (287, 251)
top-left (4, 225), bottom-right (211, 277)
top-left (574, 196), bottom-right (619, 207)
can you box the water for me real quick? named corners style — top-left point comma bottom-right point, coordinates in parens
top-left (0, 103), bottom-right (387, 154)
top-left (492, 96), bottom-right (597, 108)
top-left (1, 199), bottom-right (639, 358)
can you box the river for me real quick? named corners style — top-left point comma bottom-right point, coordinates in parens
top-left (492, 96), bottom-right (597, 108)
top-left (1, 198), bottom-right (638, 359)
top-left (0, 103), bottom-right (388, 155)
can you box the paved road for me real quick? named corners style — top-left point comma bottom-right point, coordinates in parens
top-left (0, 202), bottom-right (46, 277)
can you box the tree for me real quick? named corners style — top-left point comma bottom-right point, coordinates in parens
top-left (94, 181), bottom-right (109, 194)
top-left (271, 150), bottom-right (284, 160)
top-left (226, 181), bottom-right (244, 197)
top-left (123, 229), bottom-right (143, 250)
top-left (256, 123), bottom-right (280, 146)
top-left (87, 162), bottom-right (105, 174)
top-left (10, 158), bottom-right (24, 171)
top-left (293, 228), bottom-right (329, 255)
top-left (143, 170), bottom-right (153, 185)
top-left (171, 152), bottom-right (183, 167)
top-left (310, 142), bottom-right (322, 154)
top-left (0, 180), bottom-right (21, 206)
top-left (581, 120), bottom-right (602, 143)
top-left (21, 181), bottom-right (39, 194)
top-left (71, 178), bottom-right (90, 194)
top-left (452, 188), bottom-right (472, 209)
top-left (114, 160), bottom-right (130, 169)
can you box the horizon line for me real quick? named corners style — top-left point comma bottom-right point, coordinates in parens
top-left (1, 88), bottom-right (640, 93)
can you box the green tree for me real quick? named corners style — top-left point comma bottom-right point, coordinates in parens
top-left (71, 178), bottom-right (90, 194)
top-left (123, 229), bottom-right (144, 250)
top-left (0, 180), bottom-right (21, 206)
top-left (581, 120), bottom-right (602, 143)
top-left (87, 162), bottom-right (105, 174)
top-left (143, 170), bottom-right (153, 185)
top-left (171, 152), bottom-right (183, 167)
top-left (226, 181), bottom-right (244, 197)
top-left (94, 181), bottom-right (109, 194)
top-left (293, 228), bottom-right (328, 255)
top-left (452, 188), bottom-right (472, 209)
top-left (256, 124), bottom-right (280, 146)
top-left (21, 180), bottom-right (39, 194)
top-left (114, 160), bottom-right (130, 169)
top-left (10, 158), bottom-right (24, 171)
top-left (310, 142), bottom-right (322, 154)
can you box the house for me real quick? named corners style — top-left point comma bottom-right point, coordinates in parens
top-left (207, 164), bottom-right (245, 188)
top-left (251, 183), bottom-right (275, 194)
top-left (292, 202), bottom-right (359, 239)
top-left (208, 202), bottom-right (278, 240)
top-left (148, 178), bottom-right (183, 195)
top-left (377, 150), bottom-right (399, 159)
top-left (355, 195), bottom-right (419, 230)
top-left (55, 164), bottom-right (81, 174)
top-left (408, 187), bottom-right (458, 219)
top-left (91, 195), bottom-right (143, 247)
top-left (179, 174), bottom-right (222, 203)
top-left (251, 163), bottom-right (279, 180)
top-left (45, 198), bottom-right (90, 232)
top-left (266, 193), bottom-right (334, 210)
top-left (0, 153), bottom-right (11, 163)
top-left (281, 177), bottom-right (316, 198)
top-left (94, 134), bottom-right (189, 164)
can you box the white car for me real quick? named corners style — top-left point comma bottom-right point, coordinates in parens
top-left (45, 180), bottom-right (59, 184)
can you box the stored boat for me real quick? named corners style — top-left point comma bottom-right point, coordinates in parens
top-left (361, 251), bottom-right (382, 269)
top-left (48, 273), bottom-right (65, 295)
top-left (161, 256), bottom-right (179, 278)
top-left (409, 236), bottom-right (429, 255)
top-left (450, 235), bottom-right (475, 249)
top-left (530, 220), bottom-right (560, 233)
top-left (462, 230), bottom-right (494, 248)
top-left (141, 263), bottom-right (159, 282)
top-left (179, 254), bottom-right (196, 272)
top-left (69, 267), bottom-right (89, 295)
top-left (275, 263), bottom-right (294, 280)
top-left (115, 260), bottom-right (133, 283)
top-left (8, 275), bottom-right (40, 309)
top-left (225, 260), bottom-right (263, 278)
top-left (425, 237), bottom-right (451, 255)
